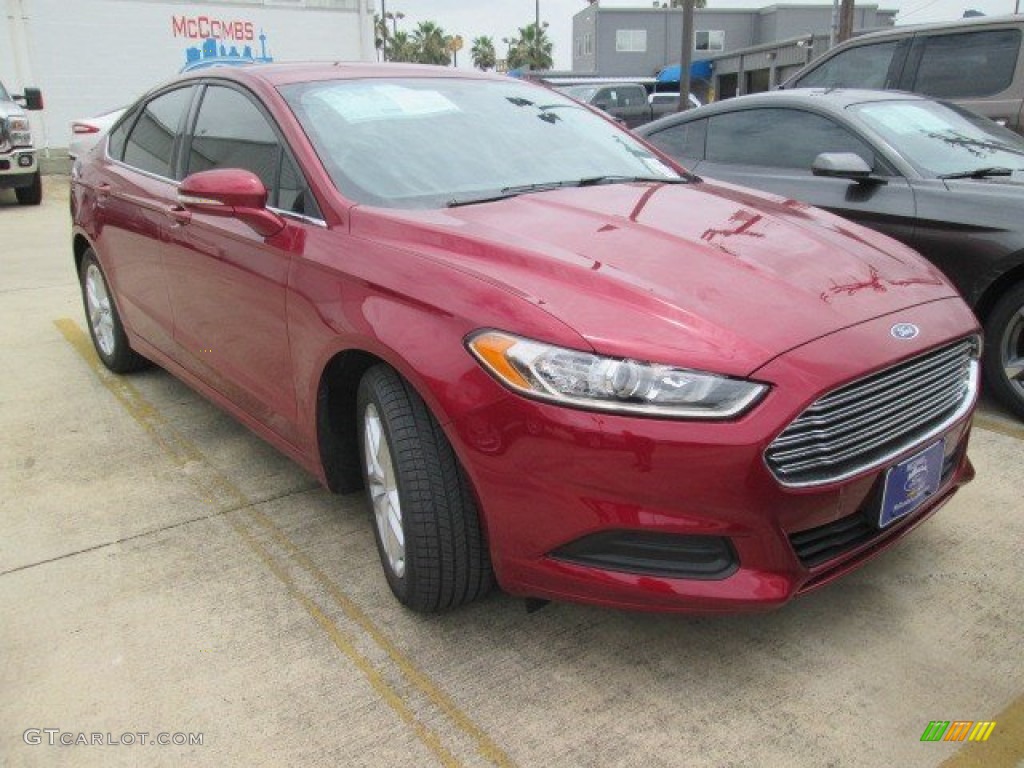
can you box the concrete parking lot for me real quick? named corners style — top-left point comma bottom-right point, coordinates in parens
top-left (1, 177), bottom-right (1022, 768)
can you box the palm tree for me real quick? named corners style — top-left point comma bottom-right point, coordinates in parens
top-left (412, 21), bottom-right (452, 66)
top-left (504, 22), bottom-right (553, 72)
top-left (471, 36), bottom-right (497, 71)
top-left (388, 31), bottom-right (417, 63)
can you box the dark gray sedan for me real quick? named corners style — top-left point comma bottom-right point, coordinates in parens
top-left (637, 89), bottom-right (1024, 419)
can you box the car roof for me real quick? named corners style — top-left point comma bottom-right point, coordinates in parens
top-left (637, 88), bottom-right (929, 132)
top-left (172, 61), bottom-right (504, 89)
top-left (830, 12), bottom-right (1021, 43)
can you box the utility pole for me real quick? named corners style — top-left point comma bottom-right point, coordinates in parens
top-left (381, 0), bottom-right (388, 61)
top-left (837, 0), bottom-right (855, 44)
top-left (535, 0), bottom-right (541, 66)
top-left (677, 0), bottom-right (694, 111)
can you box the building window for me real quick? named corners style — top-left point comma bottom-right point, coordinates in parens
top-left (584, 33), bottom-right (593, 55)
top-left (696, 30), bottom-right (725, 52)
top-left (615, 29), bottom-right (648, 53)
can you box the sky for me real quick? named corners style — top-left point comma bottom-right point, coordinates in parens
top-left (384, 0), bottom-right (1021, 70)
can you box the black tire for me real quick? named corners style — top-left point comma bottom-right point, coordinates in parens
top-left (78, 249), bottom-right (149, 374)
top-left (357, 364), bottom-right (493, 612)
top-left (983, 282), bottom-right (1024, 420)
top-left (15, 172), bottom-right (42, 206)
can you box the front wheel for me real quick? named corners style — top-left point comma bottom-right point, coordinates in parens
top-left (79, 249), bottom-right (149, 373)
top-left (15, 172), bottom-right (42, 205)
top-left (357, 365), bottom-right (493, 612)
top-left (983, 282), bottom-right (1024, 420)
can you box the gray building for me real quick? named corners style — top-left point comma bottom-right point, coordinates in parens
top-left (572, 4), bottom-right (896, 80)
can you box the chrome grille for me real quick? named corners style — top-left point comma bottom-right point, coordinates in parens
top-left (766, 339), bottom-right (978, 487)
top-left (0, 117), bottom-right (9, 153)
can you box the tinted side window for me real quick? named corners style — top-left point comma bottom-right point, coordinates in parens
top-left (595, 88), bottom-right (616, 107)
top-left (106, 108), bottom-right (137, 162)
top-left (706, 109), bottom-right (875, 170)
top-left (187, 86), bottom-right (280, 192)
top-left (796, 41), bottom-right (900, 89)
top-left (647, 119), bottom-right (707, 163)
top-left (620, 87), bottom-right (647, 107)
top-left (278, 153), bottom-right (321, 219)
top-left (122, 87), bottom-right (194, 178)
top-left (913, 29), bottom-right (1021, 99)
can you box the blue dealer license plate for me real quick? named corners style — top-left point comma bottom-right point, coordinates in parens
top-left (878, 440), bottom-right (945, 529)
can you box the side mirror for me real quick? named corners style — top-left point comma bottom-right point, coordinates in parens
top-left (178, 169), bottom-right (284, 237)
top-left (812, 152), bottom-right (883, 184)
top-left (14, 87), bottom-right (44, 111)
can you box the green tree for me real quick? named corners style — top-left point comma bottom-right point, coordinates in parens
top-left (388, 30), bottom-right (418, 63)
top-left (412, 21), bottom-right (452, 66)
top-left (471, 36), bottom-right (497, 71)
top-left (503, 22), bottom-right (553, 72)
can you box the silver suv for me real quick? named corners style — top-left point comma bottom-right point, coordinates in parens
top-left (0, 79), bottom-right (44, 205)
top-left (782, 15), bottom-right (1024, 134)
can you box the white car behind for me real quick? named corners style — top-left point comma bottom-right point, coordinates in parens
top-left (68, 108), bottom-right (124, 159)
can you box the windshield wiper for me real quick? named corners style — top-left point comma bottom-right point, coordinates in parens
top-left (447, 175), bottom-right (690, 208)
top-left (939, 166), bottom-right (1016, 179)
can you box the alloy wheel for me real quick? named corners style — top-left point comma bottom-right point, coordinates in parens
top-left (363, 403), bottom-right (405, 578)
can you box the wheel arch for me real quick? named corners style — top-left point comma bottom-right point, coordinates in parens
top-left (973, 256), bottom-right (1024, 323)
top-left (72, 231), bottom-right (95, 276)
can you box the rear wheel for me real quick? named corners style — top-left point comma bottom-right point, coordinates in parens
top-left (357, 365), bottom-right (493, 612)
top-left (15, 172), bottom-right (42, 206)
top-left (79, 249), bottom-right (149, 373)
top-left (983, 282), bottom-right (1024, 420)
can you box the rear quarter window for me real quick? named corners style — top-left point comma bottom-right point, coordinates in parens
top-left (912, 28), bottom-right (1021, 99)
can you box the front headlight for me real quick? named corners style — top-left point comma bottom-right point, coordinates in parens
top-left (467, 330), bottom-right (768, 419)
top-left (8, 116), bottom-right (32, 147)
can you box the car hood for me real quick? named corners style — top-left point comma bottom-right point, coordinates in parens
top-left (352, 180), bottom-right (959, 377)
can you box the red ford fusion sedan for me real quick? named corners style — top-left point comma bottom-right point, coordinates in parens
top-left (71, 63), bottom-right (980, 613)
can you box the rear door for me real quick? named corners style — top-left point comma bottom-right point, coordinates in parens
top-left (91, 86), bottom-right (197, 356)
top-left (688, 107), bottom-right (919, 246)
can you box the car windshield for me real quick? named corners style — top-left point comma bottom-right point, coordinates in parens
top-left (282, 77), bottom-right (680, 208)
top-left (851, 99), bottom-right (1024, 177)
top-left (559, 85), bottom-right (600, 102)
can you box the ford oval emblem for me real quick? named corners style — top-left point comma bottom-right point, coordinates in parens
top-left (891, 323), bottom-right (920, 340)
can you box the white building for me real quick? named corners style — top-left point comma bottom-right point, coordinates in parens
top-left (1, 0), bottom-right (376, 151)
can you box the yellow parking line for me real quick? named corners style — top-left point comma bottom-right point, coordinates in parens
top-left (227, 515), bottom-right (461, 768)
top-left (940, 693), bottom-right (1024, 768)
top-left (55, 318), bottom-right (514, 768)
top-left (248, 507), bottom-right (515, 768)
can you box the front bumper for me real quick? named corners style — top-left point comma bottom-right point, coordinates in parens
top-left (448, 298), bottom-right (979, 613)
top-left (0, 149), bottom-right (38, 187)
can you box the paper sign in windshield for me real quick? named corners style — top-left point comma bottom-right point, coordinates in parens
top-left (315, 85), bottom-right (460, 123)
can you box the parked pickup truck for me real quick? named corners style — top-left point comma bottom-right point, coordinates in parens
top-left (557, 82), bottom-right (700, 128)
top-left (1, 79), bottom-right (44, 205)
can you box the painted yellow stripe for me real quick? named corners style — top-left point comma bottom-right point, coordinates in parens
top-left (227, 515), bottom-right (461, 768)
top-left (941, 695), bottom-right (1024, 768)
top-left (248, 507), bottom-right (516, 768)
top-left (55, 318), bottom-right (514, 768)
